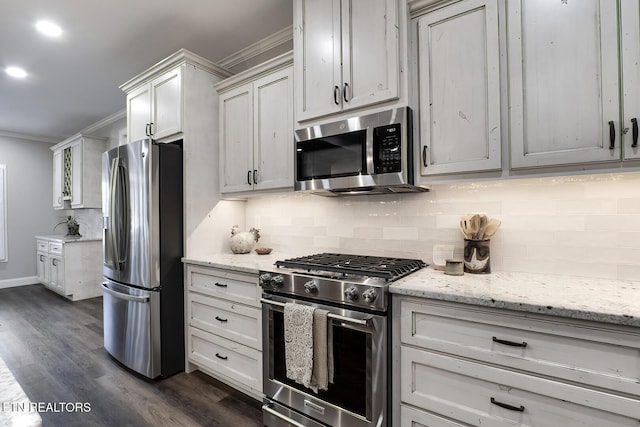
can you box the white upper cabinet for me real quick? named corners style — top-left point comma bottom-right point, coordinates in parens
top-left (294, 0), bottom-right (400, 122)
top-left (416, 0), bottom-right (501, 176)
top-left (508, 0), bottom-right (621, 168)
top-left (220, 85), bottom-right (253, 193)
top-left (51, 134), bottom-right (106, 210)
top-left (126, 67), bottom-right (182, 142)
top-left (217, 53), bottom-right (294, 195)
top-left (622, 0), bottom-right (640, 161)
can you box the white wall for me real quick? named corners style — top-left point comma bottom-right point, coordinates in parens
top-left (244, 172), bottom-right (640, 282)
top-left (0, 135), bottom-right (58, 286)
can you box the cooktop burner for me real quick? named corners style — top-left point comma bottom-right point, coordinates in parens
top-left (275, 253), bottom-right (427, 281)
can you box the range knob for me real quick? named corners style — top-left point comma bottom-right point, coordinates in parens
top-left (344, 287), bottom-right (359, 301)
top-left (258, 273), bottom-right (272, 287)
top-left (271, 275), bottom-right (285, 288)
top-left (304, 280), bottom-right (318, 294)
top-left (362, 288), bottom-right (378, 303)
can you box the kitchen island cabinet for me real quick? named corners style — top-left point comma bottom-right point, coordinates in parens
top-left (294, 0), bottom-right (405, 123)
top-left (50, 134), bottom-right (106, 210)
top-left (35, 236), bottom-right (102, 301)
top-left (184, 262), bottom-right (262, 400)
top-left (216, 52), bottom-right (293, 195)
top-left (392, 270), bottom-right (640, 426)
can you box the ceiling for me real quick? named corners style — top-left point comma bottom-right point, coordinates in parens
top-left (0, 0), bottom-right (293, 142)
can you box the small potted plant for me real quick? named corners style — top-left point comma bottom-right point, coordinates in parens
top-left (54, 215), bottom-right (82, 238)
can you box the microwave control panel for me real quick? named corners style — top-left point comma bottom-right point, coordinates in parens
top-left (373, 123), bottom-right (402, 174)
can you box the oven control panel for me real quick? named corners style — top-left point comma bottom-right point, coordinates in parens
top-left (259, 271), bottom-right (386, 311)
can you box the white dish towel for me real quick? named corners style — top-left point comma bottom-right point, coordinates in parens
top-left (284, 303), bottom-right (315, 388)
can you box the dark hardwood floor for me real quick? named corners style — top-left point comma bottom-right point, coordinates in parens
top-left (0, 284), bottom-right (262, 427)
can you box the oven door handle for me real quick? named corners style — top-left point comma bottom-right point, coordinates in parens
top-left (260, 298), bottom-right (372, 327)
top-left (262, 404), bottom-right (307, 427)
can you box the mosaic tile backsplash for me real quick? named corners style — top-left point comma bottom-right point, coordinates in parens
top-left (244, 172), bottom-right (640, 282)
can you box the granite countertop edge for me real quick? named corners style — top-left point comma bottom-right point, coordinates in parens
top-left (390, 268), bottom-right (640, 328)
top-left (182, 254), bottom-right (640, 329)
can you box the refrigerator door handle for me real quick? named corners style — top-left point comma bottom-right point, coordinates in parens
top-left (104, 157), bottom-right (120, 270)
top-left (101, 283), bottom-right (150, 303)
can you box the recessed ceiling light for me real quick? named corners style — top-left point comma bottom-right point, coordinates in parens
top-left (6, 67), bottom-right (28, 79)
top-left (36, 20), bottom-right (62, 37)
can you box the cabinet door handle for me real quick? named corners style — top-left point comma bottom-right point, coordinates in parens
top-left (247, 170), bottom-right (252, 185)
top-left (253, 169), bottom-right (258, 184)
top-left (215, 353), bottom-right (228, 361)
top-left (492, 336), bottom-right (528, 347)
top-left (214, 282), bottom-right (228, 288)
top-left (40, 255), bottom-right (45, 262)
top-left (149, 122), bottom-right (154, 136)
top-left (491, 397), bottom-right (525, 412)
top-left (145, 123), bottom-right (150, 137)
top-left (609, 121), bottom-right (616, 149)
top-left (52, 259), bottom-right (58, 267)
top-left (422, 146), bottom-right (428, 167)
top-left (215, 316), bottom-right (228, 323)
top-left (343, 82), bottom-right (350, 103)
top-left (333, 86), bottom-right (340, 105)
top-left (632, 118), bottom-right (638, 147)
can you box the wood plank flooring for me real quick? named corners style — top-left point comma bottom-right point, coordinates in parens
top-left (0, 285), bottom-right (262, 427)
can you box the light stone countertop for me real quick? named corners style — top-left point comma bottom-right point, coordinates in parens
top-left (391, 267), bottom-right (640, 327)
top-left (183, 253), bottom-right (640, 328)
top-left (35, 234), bottom-right (101, 243)
top-left (0, 357), bottom-right (42, 427)
top-left (183, 251), bottom-right (300, 275)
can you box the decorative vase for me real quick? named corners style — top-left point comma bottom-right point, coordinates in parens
top-left (229, 226), bottom-right (260, 254)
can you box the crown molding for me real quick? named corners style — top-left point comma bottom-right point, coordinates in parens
top-left (80, 109), bottom-right (126, 135)
top-left (120, 48), bottom-right (233, 93)
top-left (0, 130), bottom-right (59, 144)
top-left (217, 25), bottom-right (293, 70)
top-left (215, 51), bottom-right (293, 93)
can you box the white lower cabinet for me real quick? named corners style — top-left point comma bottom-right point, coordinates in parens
top-left (35, 237), bottom-right (102, 301)
top-left (396, 297), bottom-right (640, 426)
top-left (185, 263), bottom-right (262, 400)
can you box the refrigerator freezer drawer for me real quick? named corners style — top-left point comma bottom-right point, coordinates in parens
top-left (102, 279), bottom-right (161, 378)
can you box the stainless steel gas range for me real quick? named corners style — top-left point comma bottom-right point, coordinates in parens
top-left (260, 253), bottom-right (426, 427)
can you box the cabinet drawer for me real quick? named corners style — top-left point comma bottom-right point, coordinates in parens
top-left (188, 327), bottom-right (262, 394)
top-left (36, 240), bottom-right (49, 252)
top-left (400, 299), bottom-right (640, 396)
top-left (401, 346), bottom-right (640, 426)
top-left (186, 265), bottom-right (259, 307)
top-left (188, 292), bottom-right (261, 350)
top-left (48, 241), bottom-right (63, 255)
top-left (401, 404), bottom-right (466, 427)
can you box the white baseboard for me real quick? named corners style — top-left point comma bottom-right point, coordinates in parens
top-left (0, 276), bottom-right (38, 289)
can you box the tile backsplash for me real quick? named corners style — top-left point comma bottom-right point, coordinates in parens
top-left (244, 172), bottom-right (640, 281)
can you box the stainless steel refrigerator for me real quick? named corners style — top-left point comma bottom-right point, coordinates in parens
top-left (101, 138), bottom-right (184, 379)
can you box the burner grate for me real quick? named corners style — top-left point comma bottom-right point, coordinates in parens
top-left (275, 253), bottom-right (427, 280)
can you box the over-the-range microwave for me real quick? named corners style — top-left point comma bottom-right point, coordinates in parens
top-left (294, 107), bottom-right (429, 196)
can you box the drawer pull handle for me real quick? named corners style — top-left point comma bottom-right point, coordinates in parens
top-left (492, 336), bottom-right (527, 348)
top-left (214, 282), bottom-right (228, 288)
top-left (215, 316), bottom-right (228, 323)
top-left (491, 397), bottom-right (525, 412)
top-left (215, 353), bottom-right (228, 361)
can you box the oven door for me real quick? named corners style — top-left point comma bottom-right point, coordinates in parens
top-left (261, 293), bottom-right (388, 427)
